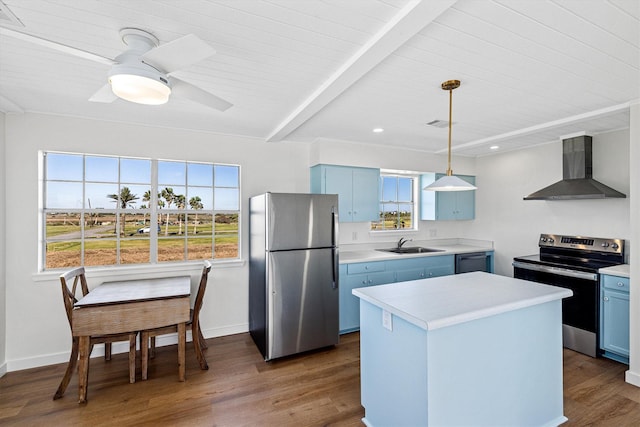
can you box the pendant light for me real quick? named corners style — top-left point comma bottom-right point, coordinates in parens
top-left (423, 80), bottom-right (477, 192)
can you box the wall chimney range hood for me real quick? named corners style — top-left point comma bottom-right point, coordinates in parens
top-left (524, 135), bottom-right (626, 200)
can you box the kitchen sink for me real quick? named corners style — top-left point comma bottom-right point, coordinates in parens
top-left (376, 247), bottom-right (444, 254)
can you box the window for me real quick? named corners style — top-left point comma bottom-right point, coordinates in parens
top-left (42, 152), bottom-right (240, 270)
top-left (371, 174), bottom-right (417, 231)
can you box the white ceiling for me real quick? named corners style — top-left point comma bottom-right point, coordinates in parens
top-left (0, 0), bottom-right (638, 157)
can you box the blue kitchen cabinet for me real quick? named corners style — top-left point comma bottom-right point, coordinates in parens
top-left (311, 164), bottom-right (380, 222)
top-left (599, 274), bottom-right (630, 363)
top-left (339, 255), bottom-right (455, 334)
top-left (420, 173), bottom-right (476, 220)
top-left (340, 263), bottom-right (395, 334)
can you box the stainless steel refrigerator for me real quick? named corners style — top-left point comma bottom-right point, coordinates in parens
top-left (249, 192), bottom-right (339, 361)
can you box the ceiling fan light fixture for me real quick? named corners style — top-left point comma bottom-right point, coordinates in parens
top-left (108, 63), bottom-right (171, 105)
top-left (424, 79), bottom-right (477, 192)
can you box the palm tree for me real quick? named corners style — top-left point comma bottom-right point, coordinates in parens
top-left (108, 187), bottom-right (139, 236)
top-left (161, 187), bottom-right (175, 236)
top-left (189, 196), bottom-right (203, 234)
top-left (175, 194), bottom-right (186, 235)
top-left (141, 190), bottom-right (152, 226)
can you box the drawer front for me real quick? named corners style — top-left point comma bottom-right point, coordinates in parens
top-left (347, 261), bottom-right (385, 275)
top-left (602, 275), bottom-right (630, 292)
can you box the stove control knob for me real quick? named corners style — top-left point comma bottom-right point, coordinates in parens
top-left (611, 243), bottom-right (619, 250)
top-left (540, 237), bottom-right (547, 242)
top-left (601, 242), bottom-right (610, 248)
top-left (547, 238), bottom-right (554, 244)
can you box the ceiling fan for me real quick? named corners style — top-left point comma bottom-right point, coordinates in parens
top-left (1, 27), bottom-right (233, 111)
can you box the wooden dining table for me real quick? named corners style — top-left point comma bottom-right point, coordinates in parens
top-left (72, 275), bottom-right (191, 403)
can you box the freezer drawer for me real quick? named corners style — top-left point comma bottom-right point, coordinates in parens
top-left (267, 248), bottom-right (339, 360)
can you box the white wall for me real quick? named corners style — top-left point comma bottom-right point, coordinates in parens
top-left (310, 137), bottom-right (477, 245)
top-left (472, 130), bottom-right (630, 276)
top-left (2, 112), bottom-right (635, 376)
top-left (626, 103), bottom-right (640, 387)
top-left (3, 112), bottom-right (310, 370)
top-left (0, 113), bottom-right (7, 376)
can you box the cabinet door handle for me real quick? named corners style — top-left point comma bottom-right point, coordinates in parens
top-left (617, 282), bottom-right (625, 287)
top-left (603, 296), bottom-right (609, 302)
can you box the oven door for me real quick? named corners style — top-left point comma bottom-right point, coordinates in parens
top-left (513, 261), bottom-right (599, 356)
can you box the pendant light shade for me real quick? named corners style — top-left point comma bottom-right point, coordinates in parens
top-left (424, 80), bottom-right (477, 192)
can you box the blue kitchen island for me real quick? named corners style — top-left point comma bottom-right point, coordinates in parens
top-left (353, 271), bottom-right (572, 427)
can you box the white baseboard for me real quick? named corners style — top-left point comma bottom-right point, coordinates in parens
top-left (625, 369), bottom-right (640, 388)
top-left (5, 322), bottom-right (249, 373)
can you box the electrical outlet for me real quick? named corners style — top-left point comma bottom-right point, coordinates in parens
top-left (352, 231), bottom-right (358, 240)
top-left (382, 309), bottom-right (393, 331)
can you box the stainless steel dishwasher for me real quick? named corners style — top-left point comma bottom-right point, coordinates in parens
top-left (455, 252), bottom-right (489, 273)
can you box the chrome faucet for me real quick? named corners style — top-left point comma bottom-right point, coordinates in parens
top-left (397, 237), bottom-right (412, 248)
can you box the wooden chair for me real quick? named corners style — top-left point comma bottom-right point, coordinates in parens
top-left (53, 267), bottom-right (137, 400)
top-left (141, 260), bottom-right (211, 379)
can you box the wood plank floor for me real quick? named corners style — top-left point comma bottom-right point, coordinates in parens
top-left (1, 332), bottom-right (640, 426)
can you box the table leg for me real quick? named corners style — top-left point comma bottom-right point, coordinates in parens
top-left (77, 335), bottom-right (90, 404)
top-left (178, 322), bottom-right (186, 381)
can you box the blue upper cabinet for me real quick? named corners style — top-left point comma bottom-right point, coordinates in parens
top-left (311, 164), bottom-right (380, 222)
top-left (420, 173), bottom-right (476, 221)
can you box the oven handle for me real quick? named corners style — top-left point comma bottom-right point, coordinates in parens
top-left (512, 261), bottom-right (598, 281)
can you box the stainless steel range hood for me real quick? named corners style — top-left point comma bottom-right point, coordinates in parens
top-left (524, 135), bottom-right (626, 200)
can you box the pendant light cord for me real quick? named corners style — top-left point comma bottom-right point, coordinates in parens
top-left (446, 86), bottom-right (453, 176)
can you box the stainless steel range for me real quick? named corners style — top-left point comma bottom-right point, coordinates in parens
top-left (513, 234), bottom-right (625, 357)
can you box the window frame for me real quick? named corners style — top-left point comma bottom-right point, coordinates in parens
top-left (40, 151), bottom-right (241, 271)
top-left (371, 172), bottom-right (419, 232)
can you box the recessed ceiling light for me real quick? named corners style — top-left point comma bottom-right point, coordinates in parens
top-left (373, 128), bottom-right (384, 133)
top-left (490, 145), bottom-right (500, 150)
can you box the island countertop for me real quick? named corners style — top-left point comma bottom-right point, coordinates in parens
top-left (352, 271), bottom-right (572, 331)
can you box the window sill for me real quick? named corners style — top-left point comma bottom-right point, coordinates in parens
top-left (32, 258), bottom-right (246, 283)
top-left (369, 229), bottom-right (419, 236)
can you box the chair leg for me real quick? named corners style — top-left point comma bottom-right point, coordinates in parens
top-left (105, 342), bottom-right (112, 361)
top-left (53, 337), bottom-right (79, 400)
top-left (141, 331), bottom-right (149, 380)
top-left (198, 323), bottom-right (207, 349)
top-left (192, 322), bottom-right (208, 370)
top-left (128, 334), bottom-right (136, 383)
top-left (150, 336), bottom-right (156, 359)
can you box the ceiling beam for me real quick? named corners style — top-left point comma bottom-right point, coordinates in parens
top-left (439, 102), bottom-right (635, 153)
top-left (265, 0), bottom-right (457, 142)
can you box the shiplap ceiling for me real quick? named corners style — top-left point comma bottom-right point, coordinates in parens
top-left (0, 0), bottom-right (638, 157)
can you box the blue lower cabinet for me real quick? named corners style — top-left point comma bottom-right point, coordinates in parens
top-left (339, 255), bottom-right (455, 334)
top-left (339, 264), bottom-right (394, 334)
top-left (599, 274), bottom-right (630, 363)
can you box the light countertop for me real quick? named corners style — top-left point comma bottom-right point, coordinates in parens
top-left (352, 271), bottom-right (572, 331)
top-left (599, 264), bottom-right (630, 278)
top-left (339, 238), bottom-right (493, 264)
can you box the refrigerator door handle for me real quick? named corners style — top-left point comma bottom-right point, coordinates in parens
top-left (332, 248), bottom-right (339, 290)
top-left (332, 207), bottom-right (339, 246)
top-left (332, 208), bottom-right (339, 290)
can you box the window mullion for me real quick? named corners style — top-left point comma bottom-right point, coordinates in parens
top-left (150, 159), bottom-right (158, 263)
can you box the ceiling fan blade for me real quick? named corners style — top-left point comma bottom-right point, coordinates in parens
top-left (0, 27), bottom-right (115, 66)
top-left (89, 84), bottom-right (117, 103)
top-left (142, 34), bottom-right (215, 73)
top-left (171, 78), bottom-right (232, 112)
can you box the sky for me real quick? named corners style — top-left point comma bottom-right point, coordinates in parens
top-left (45, 152), bottom-right (239, 211)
